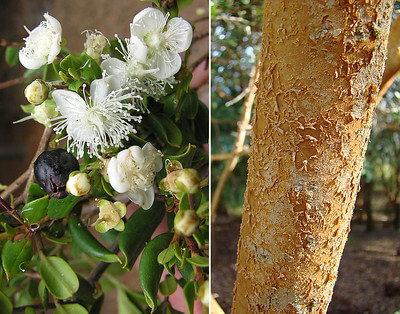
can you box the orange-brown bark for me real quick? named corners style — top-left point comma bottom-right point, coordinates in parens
top-left (232, 0), bottom-right (394, 313)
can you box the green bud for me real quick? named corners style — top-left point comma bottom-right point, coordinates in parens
top-left (31, 100), bottom-right (59, 127)
top-left (92, 199), bottom-right (126, 233)
top-left (24, 79), bottom-right (49, 105)
top-left (160, 168), bottom-right (201, 194)
top-left (174, 209), bottom-right (200, 237)
top-left (66, 171), bottom-right (91, 196)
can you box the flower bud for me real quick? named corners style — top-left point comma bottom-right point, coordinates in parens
top-left (174, 209), bottom-right (200, 236)
top-left (24, 79), bottom-right (49, 104)
top-left (198, 280), bottom-right (209, 307)
top-left (31, 100), bottom-right (59, 126)
top-left (66, 171), bottom-right (91, 196)
top-left (160, 168), bottom-right (201, 194)
top-left (83, 30), bottom-right (107, 62)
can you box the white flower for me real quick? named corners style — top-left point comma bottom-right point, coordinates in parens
top-left (83, 30), bottom-right (108, 62)
top-left (52, 76), bottom-right (142, 158)
top-left (19, 13), bottom-right (62, 70)
top-left (107, 142), bottom-right (163, 210)
top-left (131, 8), bottom-right (193, 80)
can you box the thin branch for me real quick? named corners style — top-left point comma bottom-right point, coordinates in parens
top-left (13, 127), bottom-right (53, 208)
top-left (211, 148), bottom-right (249, 162)
top-left (0, 168), bottom-right (30, 200)
top-left (0, 73), bottom-right (41, 90)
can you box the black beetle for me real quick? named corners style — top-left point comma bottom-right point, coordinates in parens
top-left (34, 149), bottom-right (79, 199)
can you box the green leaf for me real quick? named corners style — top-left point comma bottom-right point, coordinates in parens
top-left (186, 255), bottom-right (209, 267)
top-left (39, 256), bottom-right (79, 300)
top-left (60, 55), bottom-right (83, 72)
top-left (157, 245), bottom-right (175, 265)
top-left (28, 183), bottom-right (47, 198)
top-left (47, 194), bottom-right (80, 219)
top-left (183, 281), bottom-right (196, 314)
top-left (119, 201), bottom-right (166, 270)
top-left (1, 239), bottom-right (33, 279)
top-left (54, 303), bottom-right (89, 314)
top-left (38, 280), bottom-right (49, 311)
top-left (68, 215), bottom-right (121, 263)
top-left (0, 290), bottom-right (13, 314)
top-left (80, 54), bottom-right (102, 81)
top-left (117, 288), bottom-right (144, 314)
top-left (139, 233), bottom-right (173, 311)
top-left (181, 90), bottom-right (199, 119)
top-left (21, 195), bottom-right (49, 223)
top-left (164, 144), bottom-right (197, 169)
top-left (5, 46), bottom-right (19, 67)
top-left (159, 275), bottom-right (177, 297)
top-left (144, 114), bottom-right (182, 147)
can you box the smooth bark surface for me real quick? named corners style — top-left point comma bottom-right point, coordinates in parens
top-left (232, 0), bottom-right (393, 313)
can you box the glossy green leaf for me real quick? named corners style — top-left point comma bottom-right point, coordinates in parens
top-left (47, 194), bottom-right (80, 219)
top-left (1, 239), bottom-right (33, 279)
top-left (54, 303), bottom-right (88, 314)
top-left (28, 183), bottom-right (47, 198)
top-left (39, 256), bottom-right (79, 300)
top-left (38, 280), bottom-right (49, 311)
top-left (80, 54), bottom-right (102, 81)
top-left (144, 114), bottom-right (182, 147)
top-left (68, 215), bottom-right (121, 263)
top-left (119, 201), bottom-right (165, 270)
top-left (21, 195), bottom-right (49, 223)
top-left (139, 232), bottom-right (173, 311)
top-left (5, 46), bottom-right (19, 67)
top-left (181, 90), bottom-right (199, 119)
top-left (157, 245), bottom-right (175, 265)
top-left (60, 55), bottom-right (83, 72)
top-left (117, 288), bottom-right (144, 314)
top-left (159, 275), bottom-right (177, 297)
top-left (25, 307), bottom-right (35, 314)
top-left (164, 144), bottom-right (197, 169)
top-left (186, 255), bottom-right (209, 267)
top-left (0, 290), bottom-right (13, 314)
top-left (183, 281), bottom-right (196, 314)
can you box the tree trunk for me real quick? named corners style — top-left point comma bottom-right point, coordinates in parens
top-left (232, 1), bottom-right (393, 313)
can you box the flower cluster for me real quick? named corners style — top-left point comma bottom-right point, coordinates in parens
top-left (18, 8), bottom-right (192, 210)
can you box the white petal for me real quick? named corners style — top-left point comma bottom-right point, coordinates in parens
top-left (131, 8), bottom-right (166, 38)
top-left (101, 58), bottom-right (127, 76)
top-left (107, 157), bottom-right (130, 193)
top-left (128, 145), bottom-right (145, 165)
top-left (129, 35), bottom-right (148, 63)
top-left (44, 13), bottom-right (62, 34)
top-left (52, 90), bottom-right (87, 117)
top-left (127, 187), bottom-right (155, 210)
top-left (142, 142), bottom-right (163, 171)
top-left (90, 78), bottom-right (109, 103)
top-left (18, 52), bottom-right (46, 70)
top-left (165, 17), bottom-right (193, 52)
top-left (153, 50), bottom-right (182, 79)
top-left (47, 35), bottom-right (62, 63)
